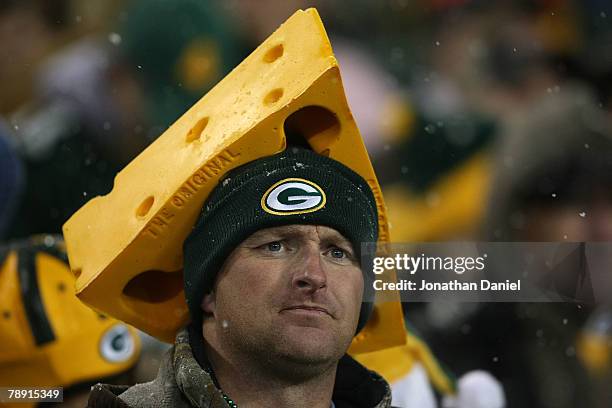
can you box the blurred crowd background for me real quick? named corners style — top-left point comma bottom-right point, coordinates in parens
top-left (1, 0), bottom-right (612, 407)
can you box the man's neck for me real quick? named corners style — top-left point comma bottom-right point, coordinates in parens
top-left (203, 335), bottom-right (337, 408)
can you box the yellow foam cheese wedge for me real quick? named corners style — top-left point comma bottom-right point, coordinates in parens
top-left (63, 8), bottom-right (404, 352)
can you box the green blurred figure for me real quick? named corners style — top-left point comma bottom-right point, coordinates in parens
top-left (118, 0), bottom-right (248, 132)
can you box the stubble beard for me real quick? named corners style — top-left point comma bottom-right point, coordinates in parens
top-left (221, 320), bottom-right (350, 382)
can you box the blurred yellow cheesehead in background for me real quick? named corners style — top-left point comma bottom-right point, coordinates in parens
top-left (0, 236), bottom-right (141, 407)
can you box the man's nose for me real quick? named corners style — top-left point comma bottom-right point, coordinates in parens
top-left (292, 245), bottom-right (327, 293)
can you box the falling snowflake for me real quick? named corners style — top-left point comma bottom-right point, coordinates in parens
top-left (424, 124), bottom-right (436, 134)
top-left (44, 235), bottom-right (55, 247)
top-left (108, 32), bottom-right (122, 45)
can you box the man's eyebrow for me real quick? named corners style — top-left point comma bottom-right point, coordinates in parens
top-left (318, 229), bottom-right (354, 250)
top-left (242, 226), bottom-right (354, 250)
top-left (325, 235), bottom-right (354, 250)
top-left (242, 226), bottom-right (305, 243)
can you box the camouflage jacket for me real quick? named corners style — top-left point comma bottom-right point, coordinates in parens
top-left (87, 329), bottom-right (394, 408)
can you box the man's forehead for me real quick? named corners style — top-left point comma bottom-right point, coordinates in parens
top-left (244, 224), bottom-right (351, 243)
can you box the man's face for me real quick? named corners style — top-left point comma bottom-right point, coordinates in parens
top-left (202, 224), bottom-right (364, 370)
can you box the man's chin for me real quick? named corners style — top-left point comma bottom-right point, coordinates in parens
top-left (273, 345), bottom-right (340, 375)
top-left (274, 327), bottom-right (351, 364)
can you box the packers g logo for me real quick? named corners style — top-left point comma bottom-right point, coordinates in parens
top-left (262, 178), bottom-right (326, 215)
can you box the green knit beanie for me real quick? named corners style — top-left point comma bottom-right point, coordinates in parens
top-left (183, 147), bottom-right (379, 333)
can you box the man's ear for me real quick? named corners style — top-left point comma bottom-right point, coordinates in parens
top-left (201, 291), bottom-right (216, 315)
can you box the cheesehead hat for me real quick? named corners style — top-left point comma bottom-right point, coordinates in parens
top-left (63, 8), bottom-right (404, 353)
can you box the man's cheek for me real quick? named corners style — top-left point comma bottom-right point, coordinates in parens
top-left (352, 273), bottom-right (365, 303)
top-left (223, 270), bottom-right (265, 293)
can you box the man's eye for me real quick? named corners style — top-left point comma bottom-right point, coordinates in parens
top-left (329, 247), bottom-right (347, 259)
top-left (266, 242), bottom-right (283, 252)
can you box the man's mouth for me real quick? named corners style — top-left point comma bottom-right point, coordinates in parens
top-left (281, 305), bottom-right (334, 318)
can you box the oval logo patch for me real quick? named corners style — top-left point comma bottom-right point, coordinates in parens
top-left (261, 178), bottom-right (326, 215)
